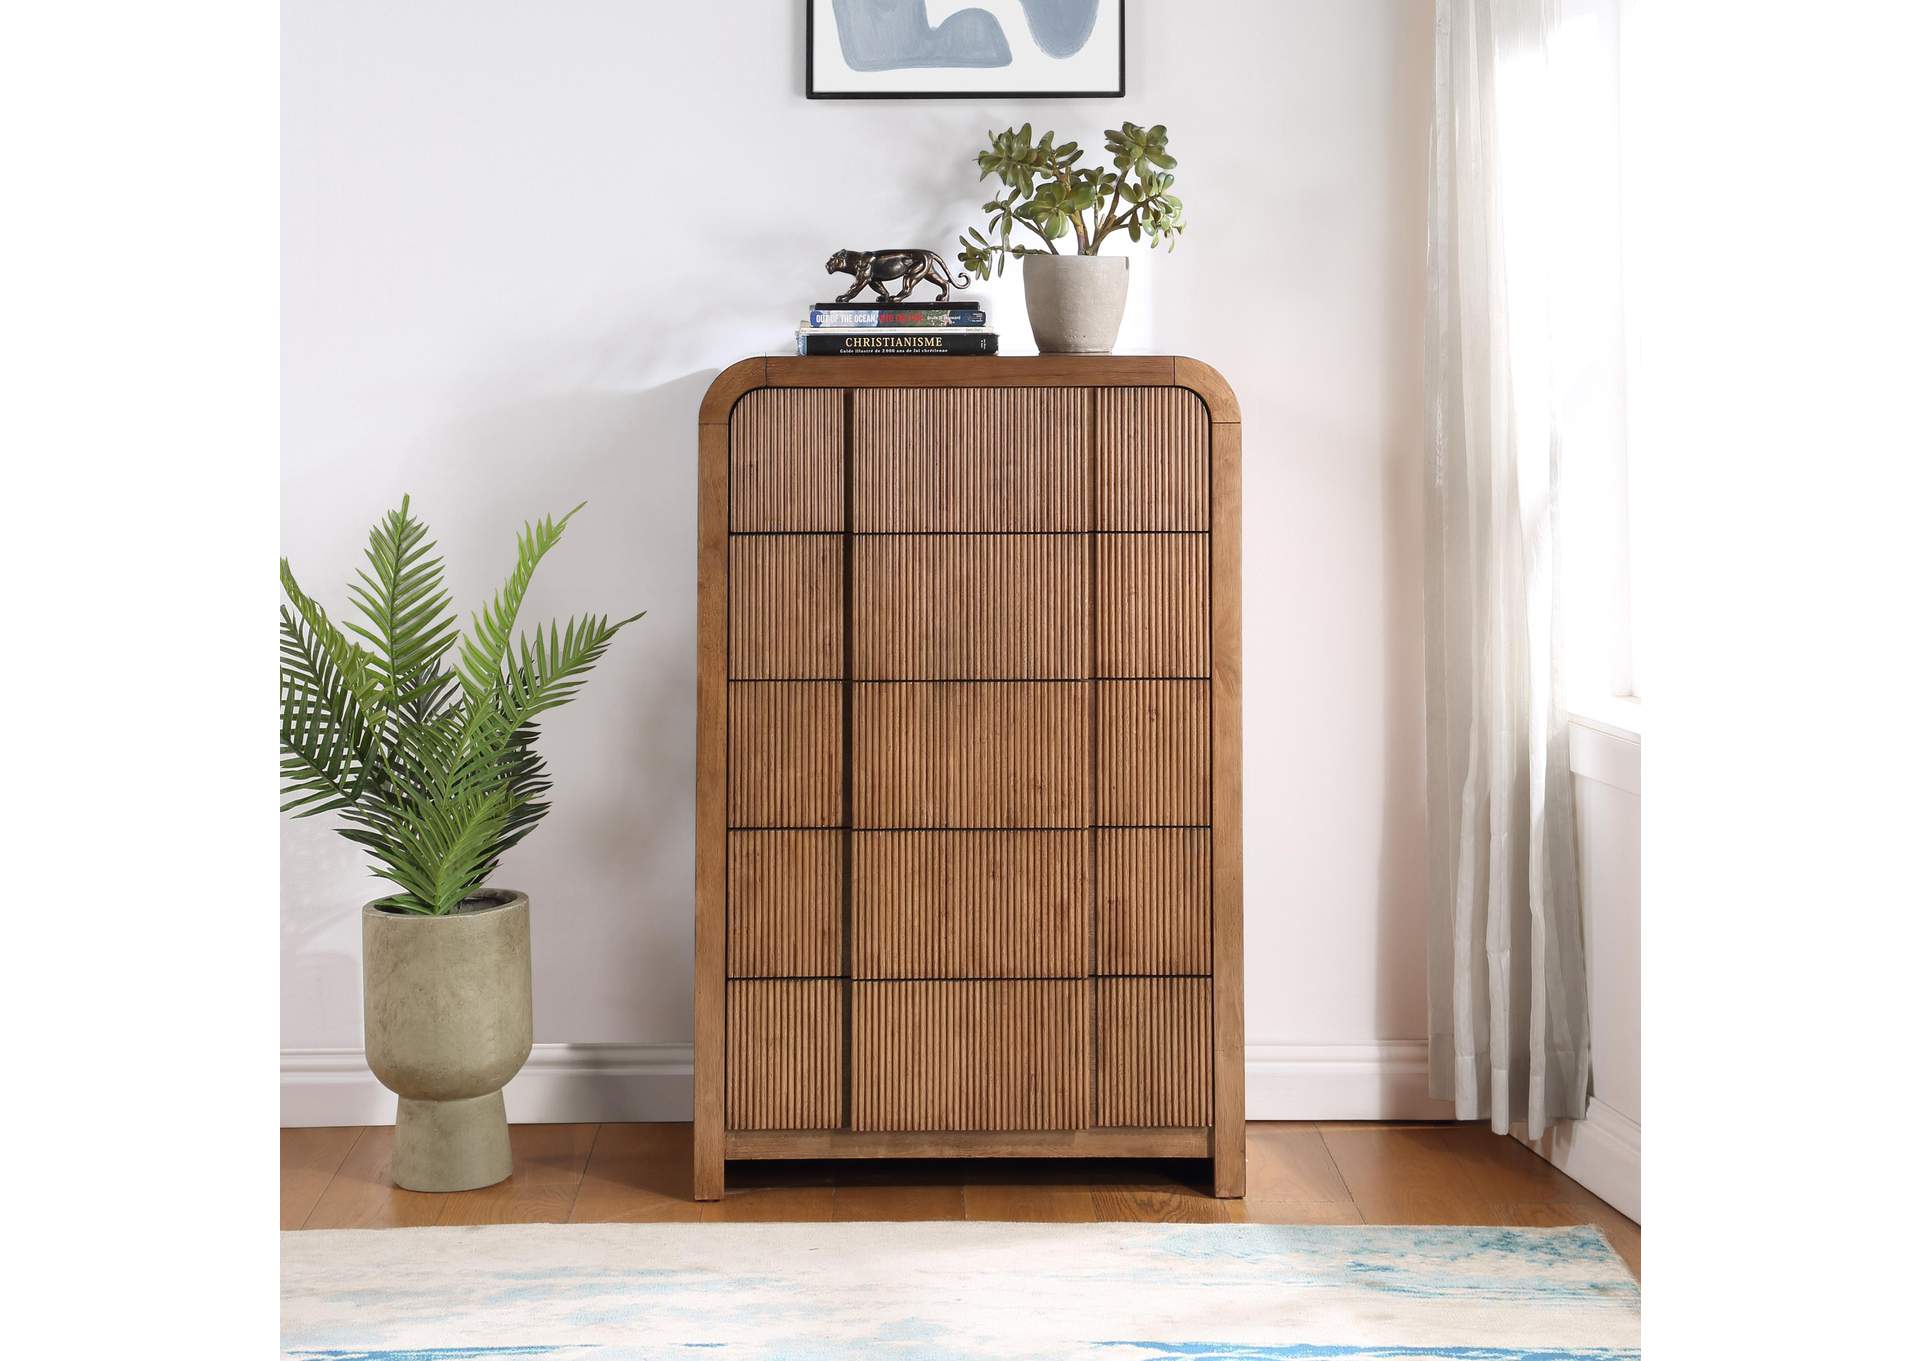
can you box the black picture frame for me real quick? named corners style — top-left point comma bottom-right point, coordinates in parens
top-left (807, 0), bottom-right (1126, 100)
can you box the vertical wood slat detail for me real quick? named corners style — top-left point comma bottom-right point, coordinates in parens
top-left (854, 682), bottom-right (1089, 828)
top-left (1096, 829), bottom-right (1212, 974)
top-left (730, 388), bottom-right (844, 531)
top-left (854, 388), bottom-right (1089, 531)
top-left (1095, 533), bottom-right (1210, 677)
top-left (853, 831), bottom-right (1089, 978)
top-left (852, 981), bottom-right (1089, 1131)
top-left (1096, 977), bottom-right (1213, 1127)
top-left (727, 831), bottom-right (841, 977)
top-left (1096, 388), bottom-right (1209, 529)
top-left (729, 535), bottom-right (842, 678)
top-left (726, 980), bottom-right (842, 1130)
top-left (1097, 680), bottom-right (1211, 825)
top-left (728, 682), bottom-right (842, 827)
top-left (855, 535), bottom-right (1089, 679)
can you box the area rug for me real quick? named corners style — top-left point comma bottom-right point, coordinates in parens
top-left (281, 1221), bottom-right (1640, 1360)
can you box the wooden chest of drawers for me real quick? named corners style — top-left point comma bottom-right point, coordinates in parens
top-left (694, 355), bottom-right (1243, 1200)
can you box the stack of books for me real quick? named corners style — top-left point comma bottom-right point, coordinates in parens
top-left (795, 299), bottom-right (998, 356)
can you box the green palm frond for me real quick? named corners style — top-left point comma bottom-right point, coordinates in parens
top-left (279, 603), bottom-right (374, 814)
top-left (343, 784), bottom-right (512, 915)
top-left (280, 498), bottom-right (638, 914)
top-left (494, 727), bottom-right (553, 856)
top-left (282, 559), bottom-right (383, 723)
top-left (501, 612), bottom-right (644, 727)
top-left (345, 495), bottom-right (458, 711)
top-left (456, 503), bottom-right (584, 706)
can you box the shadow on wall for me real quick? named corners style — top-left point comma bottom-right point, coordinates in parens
top-left (430, 370), bottom-right (717, 1045)
top-left (1374, 0), bottom-right (1440, 1112)
top-left (281, 817), bottom-right (371, 1044)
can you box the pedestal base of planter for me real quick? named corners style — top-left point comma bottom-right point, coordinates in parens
top-left (392, 1092), bottom-right (512, 1192)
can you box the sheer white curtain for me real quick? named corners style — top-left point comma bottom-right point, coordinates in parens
top-left (1424, 0), bottom-right (1628, 1137)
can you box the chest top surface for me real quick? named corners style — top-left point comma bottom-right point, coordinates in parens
top-left (698, 355), bottom-right (1240, 425)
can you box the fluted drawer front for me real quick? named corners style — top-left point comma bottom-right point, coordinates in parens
top-left (730, 535), bottom-right (842, 679)
top-left (1096, 828), bottom-right (1211, 974)
top-left (852, 980), bottom-right (1089, 1131)
top-left (1096, 387), bottom-right (1209, 530)
top-left (726, 980), bottom-right (842, 1130)
top-left (728, 831), bottom-right (841, 977)
top-left (1096, 533), bottom-right (1209, 678)
top-left (854, 388), bottom-right (1089, 531)
top-left (1097, 680), bottom-right (1210, 826)
top-left (1097, 977), bottom-right (1213, 1127)
top-left (855, 534), bottom-right (1089, 679)
top-left (730, 388), bottom-right (843, 531)
top-left (728, 682), bottom-right (842, 828)
top-left (854, 682), bottom-right (1089, 828)
top-left (853, 830), bottom-right (1089, 978)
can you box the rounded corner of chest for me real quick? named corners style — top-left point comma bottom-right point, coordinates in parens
top-left (701, 359), bottom-right (773, 426)
top-left (1169, 359), bottom-right (1240, 425)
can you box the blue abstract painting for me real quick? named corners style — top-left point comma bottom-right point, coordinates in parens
top-left (809, 0), bottom-right (1125, 98)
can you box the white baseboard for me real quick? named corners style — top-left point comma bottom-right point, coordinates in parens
top-left (281, 1043), bottom-right (692, 1127)
top-left (1514, 1098), bottom-right (1641, 1222)
top-left (282, 1039), bottom-right (1455, 1127)
top-left (1246, 1042), bottom-right (1458, 1121)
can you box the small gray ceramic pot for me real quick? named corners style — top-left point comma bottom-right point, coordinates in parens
top-left (362, 890), bottom-right (533, 1192)
top-left (1023, 254), bottom-right (1130, 353)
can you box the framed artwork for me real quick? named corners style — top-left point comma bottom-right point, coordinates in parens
top-left (807, 0), bottom-right (1125, 100)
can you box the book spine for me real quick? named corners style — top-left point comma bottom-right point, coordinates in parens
top-left (808, 309), bottom-right (987, 327)
top-left (796, 331), bottom-right (1000, 356)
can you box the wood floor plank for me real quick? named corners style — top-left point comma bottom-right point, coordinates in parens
top-left (285, 1120), bottom-right (1637, 1258)
top-left (832, 1183), bottom-right (967, 1220)
top-left (570, 1123), bottom-right (701, 1223)
top-left (302, 1126), bottom-right (444, 1230)
top-left (700, 1186), bottom-right (835, 1222)
top-left (1435, 1127), bottom-right (1606, 1208)
top-left (435, 1124), bottom-right (599, 1226)
top-left (1241, 1199), bottom-right (1365, 1224)
top-left (1319, 1125), bottom-right (1493, 1225)
top-left (280, 1126), bottom-right (361, 1230)
top-left (1246, 1123), bottom-right (1351, 1204)
top-left (1491, 1201), bottom-right (1641, 1279)
top-left (963, 1184), bottom-right (1099, 1222)
top-left (1090, 1186), bottom-right (1239, 1223)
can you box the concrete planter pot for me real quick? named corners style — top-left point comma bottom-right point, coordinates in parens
top-left (1023, 254), bottom-right (1130, 354)
top-left (362, 890), bottom-right (532, 1192)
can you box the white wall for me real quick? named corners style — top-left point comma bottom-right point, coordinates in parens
top-left (1520, 719), bottom-right (1642, 1219)
top-left (282, 0), bottom-right (1438, 1119)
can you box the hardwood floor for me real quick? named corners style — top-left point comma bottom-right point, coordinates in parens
top-left (284, 1120), bottom-right (1639, 1277)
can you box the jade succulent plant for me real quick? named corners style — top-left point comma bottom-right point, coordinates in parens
top-left (957, 120), bottom-right (1186, 277)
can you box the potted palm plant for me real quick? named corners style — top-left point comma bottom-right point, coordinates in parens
top-left (280, 498), bottom-right (639, 1192)
top-left (957, 120), bottom-right (1186, 354)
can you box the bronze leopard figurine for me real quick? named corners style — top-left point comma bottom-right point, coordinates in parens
top-left (825, 248), bottom-right (971, 304)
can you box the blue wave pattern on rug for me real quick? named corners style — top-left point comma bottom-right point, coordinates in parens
top-left (288, 1343), bottom-right (1635, 1351)
top-left (281, 1222), bottom-right (1639, 1360)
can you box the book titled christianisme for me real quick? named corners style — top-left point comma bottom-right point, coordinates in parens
top-left (795, 327), bottom-right (999, 356)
